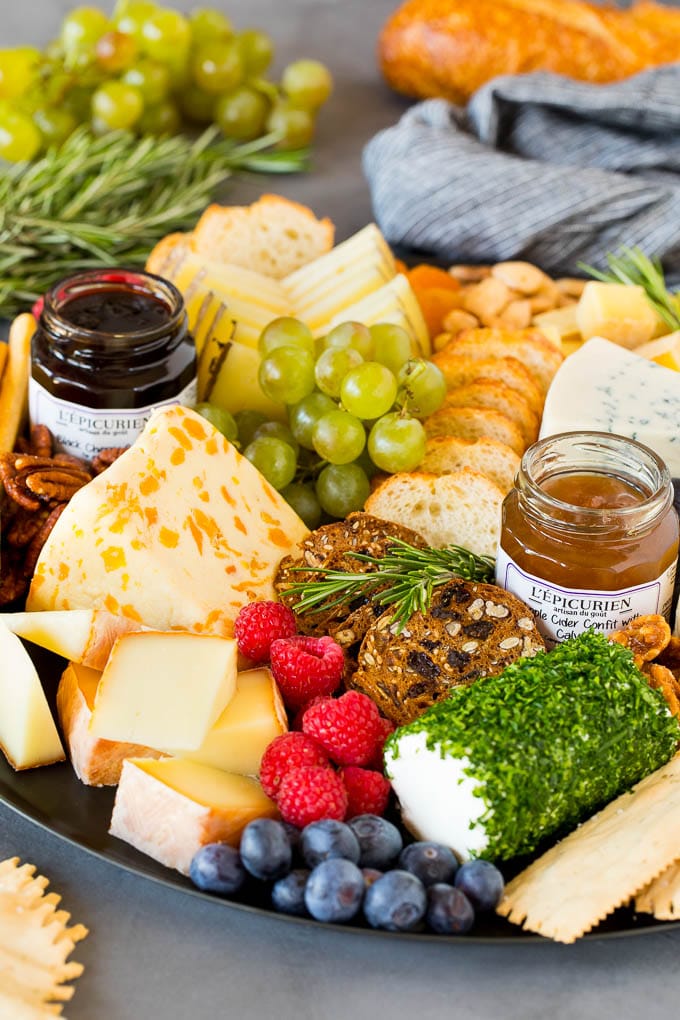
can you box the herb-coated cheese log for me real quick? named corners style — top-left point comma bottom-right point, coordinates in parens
top-left (385, 631), bottom-right (680, 862)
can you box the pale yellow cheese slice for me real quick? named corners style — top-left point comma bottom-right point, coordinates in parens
top-left (283, 224), bottom-right (395, 300)
top-left (27, 405), bottom-right (309, 634)
top-left (1, 609), bottom-right (143, 672)
top-left (0, 628), bottom-right (64, 771)
top-left (57, 662), bottom-right (162, 787)
top-left (332, 274), bottom-right (431, 356)
top-left (110, 757), bottom-right (278, 874)
top-left (90, 631), bottom-right (237, 751)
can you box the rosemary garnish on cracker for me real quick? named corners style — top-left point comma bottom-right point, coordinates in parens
top-left (286, 538), bottom-right (495, 631)
top-left (579, 246), bottom-right (680, 331)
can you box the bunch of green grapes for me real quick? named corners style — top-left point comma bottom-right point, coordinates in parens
top-left (0, 1), bottom-right (332, 162)
top-left (195, 317), bottom-right (447, 527)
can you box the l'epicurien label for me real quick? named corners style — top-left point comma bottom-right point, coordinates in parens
top-left (28, 377), bottom-right (198, 458)
top-left (495, 546), bottom-right (677, 647)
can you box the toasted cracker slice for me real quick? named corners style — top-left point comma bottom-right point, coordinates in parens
top-left (0, 859), bottom-right (88, 1015)
top-left (635, 860), bottom-right (680, 919)
top-left (497, 753), bottom-right (680, 943)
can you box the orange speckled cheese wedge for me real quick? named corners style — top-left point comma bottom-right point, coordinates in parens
top-left (26, 405), bottom-right (309, 636)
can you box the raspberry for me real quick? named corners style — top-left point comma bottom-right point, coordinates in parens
top-left (269, 635), bottom-right (344, 710)
top-left (234, 601), bottom-right (297, 663)
top-left (291, 695), bottom-right (328, 731)
top-left (340, 767), bottom-right (391, 819)
top-left (277, 765), bottom-right (348, 828)
top-left (367, 716), bottom-right (396, 770)
top-left (259, 732), bottom-right (329, 800)
top-left (302, 691), bottom-right (385, 767)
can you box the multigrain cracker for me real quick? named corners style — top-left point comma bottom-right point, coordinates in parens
top-left (497, 753), bottom-right (680, 943)
top-left (635, 860), bottom-right (680, 919)
top-left (0, 858), bottom-right (88, 1015)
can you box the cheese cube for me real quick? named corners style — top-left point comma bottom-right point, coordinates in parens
top-left (110, 757), bottom-right (278, 874)
top-left (0, 628), bottom-right (64, 770)
top-left (57, 662), bottom-right (162, 787)
top-left (576, 282), bottom-right (666, 349)
top-left (1, 609), bottom-right (143, 672)
top-left (90, 631), bottom-right (237, 751)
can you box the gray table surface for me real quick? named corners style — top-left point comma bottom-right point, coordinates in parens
top-left (4, 2), bottom-right (680, 1018)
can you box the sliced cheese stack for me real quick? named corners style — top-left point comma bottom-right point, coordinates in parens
top-left (0, 627), bottom-right (64, 771)
top-left (27, 405), bottom-right (309, 634)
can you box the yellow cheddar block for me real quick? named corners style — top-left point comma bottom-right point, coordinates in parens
top-left (173, 667), bottom-right (287, 775)
top-left (636, 331), bottom-right (680, 371)
top-left (0, 628), bottom-right (64, 771)
top-left (576, 282), bottom-right (667, 349)
top-left (90, 631), bottom-right (238, 751)
top-left (110, 757), bottom-right (278, 874)
top-left (27, 406), bottom-right (308, 633)
top-left (532, 305), bottom-right (582, 351)
top-left (1, 609), bottom-right (144, 672)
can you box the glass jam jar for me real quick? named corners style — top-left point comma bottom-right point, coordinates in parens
top-left (496, 431), bottom-right (679, 646)
top-left (29, 269), bottom-right (197, 458)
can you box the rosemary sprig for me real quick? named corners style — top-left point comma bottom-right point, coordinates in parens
top-left (578, 246), bottom-right (680, 331)
top-left (286, 538), bottom-right (495, 632)
top-left (0, 126), bottom-right (309, 317)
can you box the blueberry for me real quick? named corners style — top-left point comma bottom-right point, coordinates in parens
top-left (454, 859), bottom-right (505, 912)
top-left (271, 869), bottom-right (311, 917)
top-left (304, 859), bottom-right (365, 923)
top-left (363, 869), bottom-right (427, 931)
top-left (301, 819), bottom-right (361, 868)
top-left (348, 814), bottom-right (403, 870)
top-left (189, 843), bottom-right (246, 896)
top-left (399, 841), bottom-right (458, 887)
top-left (239, 818), bottom-right (293, 881)
top-left (426, 883), bottom-right (475, 935)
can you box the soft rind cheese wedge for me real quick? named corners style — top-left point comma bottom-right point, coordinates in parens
top-left (1, 609), bottom-right (143, 672)
top-left (539, 337), bottom-right (680, 476)
top-left (0, 628), bottom-right (64, 771)
top-left (57, 662), bottom-right (162, 787)
top-left (110, 757), bottom-right (278, 874)
top-left (169, 666), bottom-right (287, 775)
top-left (90, 631), bottom-right (237, 751)
top-left (27, 405), bottom-right (309, 633)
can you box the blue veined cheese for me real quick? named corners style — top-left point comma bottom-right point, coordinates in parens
top-left (539, 338), bottom-right (680, 476)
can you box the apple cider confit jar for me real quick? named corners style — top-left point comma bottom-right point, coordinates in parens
top-left (496, 431), bottom-right (679, 646)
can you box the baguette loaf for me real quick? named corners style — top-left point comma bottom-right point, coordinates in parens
top-left (420, 436), bottom-right (520, 494)
top-left (379, 0), bottom-right (680, 104)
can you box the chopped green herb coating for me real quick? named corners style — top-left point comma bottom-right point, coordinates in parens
top-left (385, 631), bottom-right (680, 861)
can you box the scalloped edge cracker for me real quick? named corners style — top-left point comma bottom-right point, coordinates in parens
top-left (0, 858), bottom-right (88, 1016)
top-left (635, 859), bottom-right (680, 919)
top-left (496, 753), bottom-right (680, 943)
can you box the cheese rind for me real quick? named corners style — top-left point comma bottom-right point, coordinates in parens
top-left (1, 609), bottom-right (143, 672)
top-left (0, 628), bottom-right (64, 770)
top-left (27, 405), bottom-right (309, 635)
top-left (110, 758), bottom-right (278, 874)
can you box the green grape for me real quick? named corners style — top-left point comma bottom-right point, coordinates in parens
top-left (0, 107), bottom-right (42, 162)
top-left (0, 48), bottom-right (41, 101)
top-left (396, 359), bottom-right (447, 419)
top-left (258, 346), bottom-right (316, 405)
top-left (370, 322), bottom-right (413, 374)
top-left (32, 107), bottom-right (77, 147)
top-left (137, 99), bottom-right (180, 135)
top-left (194, 402), bottom-right (238, 443)
top-left (189, 9), bottom-right (234, 47)
top-left (312, 410), bottom-right (366, 465)
top-left (91, 80), bottom-right (143, 130)
top-left (237, 29), bottom-right (273, 76)
top-left (288, 391), bottom-right (336, 449)
top-left (253, 420), bottom-right (299, 457)
top-left (323, 321), bottom-right (374, 360)
top-left (61, 7), bottom-right (110, 64)
top-left (113, 0), bottom-right (159, 38)
top-left (122, 59), bottom-right (170, 104)
top-left (352, 445), bottom-right (380, 480)
top-left (215, 86), bottom-right (269, 141)
top-left (368, 413), bottom-right (426, 473)
top-left (233, 409), bottom-right (267, 447)
top-left (314, 346), bottom-right (363, 398)
top-left (281, 59), bottom-right (333, 110)
top-left (280, 482), bottom-right (321, 530)
top-left (177, 84), bottom-right (215, 123)
top-left (141, 10), bottom-right (191, 68)
top-left (244, 436), bottom-right (296, 491)
top-left (316, 463), bottom-right (370, 518)
top-left (95, 30), bottom-right (137, 72)
top-left (258, 317), bottom-right (315, 358)
top-left (266, 103), bottom-right (314, 149)
top-left (340, 362), bottom-right (397, 420)
top-left (192, 40), bottom-right (243, 95)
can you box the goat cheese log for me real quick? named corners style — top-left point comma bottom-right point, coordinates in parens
top-left (384, 631), bottom-right (680, 862)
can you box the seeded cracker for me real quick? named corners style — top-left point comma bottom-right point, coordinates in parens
top-left (497, 754), bottom-right (680, 942)
top-left (0, 858), bottom-right (88, 1015)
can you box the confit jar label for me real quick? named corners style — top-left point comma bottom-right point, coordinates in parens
top-left (495, 545), bottom-right (677, 647)
top-left (28, 377), bottom-right (198, 458)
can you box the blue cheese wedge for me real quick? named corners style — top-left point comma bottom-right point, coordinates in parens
top-left (539, 337), bottom-right (680, 475)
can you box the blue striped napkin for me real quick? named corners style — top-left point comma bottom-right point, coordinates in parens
top-left (363, 65), bottom-right (680, 279)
